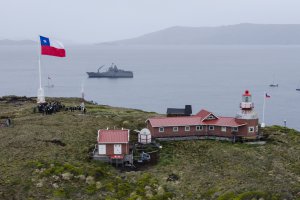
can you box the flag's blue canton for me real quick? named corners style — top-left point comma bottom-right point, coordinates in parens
top-left (40, 36), bottom-right (50, 46)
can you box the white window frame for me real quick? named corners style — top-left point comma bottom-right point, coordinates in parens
top-left (221, 126), bottom-right (227, 132)
top-left (114, 144), bottom-right (122, 154)
top-left (173, 126), bottom-right (178, 132)
top-left (159, 127), bottom-right (164, 133)
top-left (248, 126), bottom-right (255, 133)
top-left (209, 126), bottom-right (214, 130)
top-left (232, 127), bottom-right (238, 132)
top-left (196, 126), bottom-right (203, 131)
top-left (98, 144), bottom-right (106, 155)
top-left (185, 126), bottom-right (190, 132)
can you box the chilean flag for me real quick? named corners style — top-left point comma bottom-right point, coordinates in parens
top-left (40, 36), bottom-right (66, 57)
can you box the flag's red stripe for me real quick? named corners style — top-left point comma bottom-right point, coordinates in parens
top-left (41, 46), bottom-right (66, 57)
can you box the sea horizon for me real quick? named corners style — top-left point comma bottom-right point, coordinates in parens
top-left (1, 44), bottom-right (299, 130)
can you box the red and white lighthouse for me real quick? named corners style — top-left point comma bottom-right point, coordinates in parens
top-left (236, 90), bottom-right (258, 119)
top-left (235, 90), bottom-right (259, 138)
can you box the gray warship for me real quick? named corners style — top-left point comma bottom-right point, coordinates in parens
top-left (87, 63), bottom-right (133, 78)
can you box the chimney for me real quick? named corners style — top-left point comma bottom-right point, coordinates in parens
top-left (185, 105), bottom-right (192, 116)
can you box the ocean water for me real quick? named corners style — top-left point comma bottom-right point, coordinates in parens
top-left (0, 45), bottom-right (299, 130)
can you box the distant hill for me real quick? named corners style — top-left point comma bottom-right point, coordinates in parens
top-left (98, 23), bottom-right (300, 45)
top-left (0, 39), bottom-right (36, 45)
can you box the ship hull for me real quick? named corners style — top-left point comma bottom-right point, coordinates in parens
top-left (87, 71), bottom-right (133, 78)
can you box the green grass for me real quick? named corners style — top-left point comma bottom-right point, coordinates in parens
top-left (0, 96), bottom-right (300, 199)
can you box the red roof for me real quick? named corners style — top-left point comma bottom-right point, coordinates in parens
top-left (195, 109), bottom-right (218, 121)
top-left (202, 117), bottom-right (245, 127)
top-left (195, 109), bottom-right (211, 118)
top-left (243, 90), bottom-right (251, 96)
top-left (147, 116), bottom-right (201, 127)
top-left (98, 129), bottom-right (129, 143)
top-left (147, 110), bottom-right (246, 127)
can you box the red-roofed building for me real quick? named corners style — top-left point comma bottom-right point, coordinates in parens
top-left (95, 129), bottom-right (130, 160)
top-left (146, 90), bottom-right (259, 140)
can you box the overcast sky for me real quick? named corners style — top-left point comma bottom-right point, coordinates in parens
top-left (1, 0), bottom-right (300, 43)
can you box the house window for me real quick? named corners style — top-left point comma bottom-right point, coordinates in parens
top-left (114, 144), bottom-right (122, 154)
top-left (248, 126), bottom-right (254, 133)
top-left (207, 115), bottom-right (215, 119)
top-left (256, 125), bottom-right (258, 132)
top-left (98, 144), bottom-right (106, 154)
top-left (185, 126), bottom-right (190, 131)
top-left (209, 126), bottom-right (214, 130)
top-left (196, 126), bottom-right (203, 131)
top-left (159, 127), bottom-right (164, 133)
top-left (173, 127), bottom-right (178, 132)
top-left (232, 127), bottom-right (238, 132)
top-left (221, 127), bottom-right (227, 132)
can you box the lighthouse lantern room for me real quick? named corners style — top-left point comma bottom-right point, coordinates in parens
top-left (240, 90), bottom-right (254, 110)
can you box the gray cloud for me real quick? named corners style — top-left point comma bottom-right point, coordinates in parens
top-left (1, 0), bottom-right (300, 43)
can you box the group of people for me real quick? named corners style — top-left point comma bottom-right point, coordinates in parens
top-left (36, 101), bottom-right (86, 115)
top-left (64, 104), bottom-right (86, 113)
top-left (36, 101), bottom-right (65, 115)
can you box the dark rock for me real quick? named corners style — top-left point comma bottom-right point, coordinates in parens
top-left (167, 173), bottom-right (179, 182)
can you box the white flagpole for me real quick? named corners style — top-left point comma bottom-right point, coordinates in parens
top-left (261, 92), bottom-right (266, 128)
top-left (81, 82), bottom-right (85, 101)
top-left (38, 54), bottom-right (42, 89)
top-left (80, 81), bottom-right (85, 112)
top-left (37, 36), bottom-right (45, 103)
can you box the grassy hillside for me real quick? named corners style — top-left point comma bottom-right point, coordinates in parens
top-left (0, 96), bottom-right (300, 200)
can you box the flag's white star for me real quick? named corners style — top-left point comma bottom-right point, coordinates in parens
top-left (43, 40), bottom-right (47, 43)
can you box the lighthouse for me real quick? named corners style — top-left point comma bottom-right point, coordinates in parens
top-left (235, 90), bottom-right (259, 138)
top-left (236, 90), bottom-right (258, 119)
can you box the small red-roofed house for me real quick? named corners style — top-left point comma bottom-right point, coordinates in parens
top-left (96, 129), bottom-right (130, 161)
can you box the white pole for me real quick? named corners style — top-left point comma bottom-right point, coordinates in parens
top-left (81, 81), bottom-right (84, 101)
top-left (261, 92), bottom-right (266, 128)
top-left (80, 81), bottom-right (85, 112)
top-left (37, 36), bottom-right (45, 103)
top-left (38, 54), bottom-right (42, 89)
